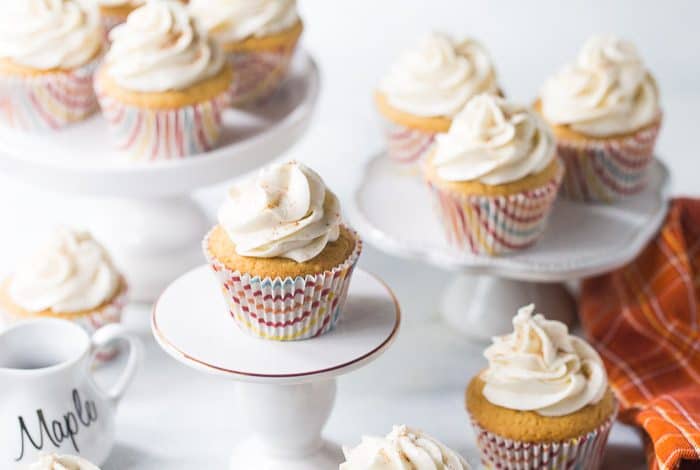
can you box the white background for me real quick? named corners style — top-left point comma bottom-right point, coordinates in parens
top-left (1, 1), bottom-right (699, 468)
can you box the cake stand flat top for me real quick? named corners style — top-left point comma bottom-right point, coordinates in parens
top-left (350, 153), bottom-right (671, 282)
top-left (0, 51), bottom-right (319, 197)
top-left (152, 266), bottom-right (401, 384)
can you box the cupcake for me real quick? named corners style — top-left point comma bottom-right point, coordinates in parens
top-left (425, 94), bottom-right (562, 256)
top-left (466, 304), bottom-right (617, 470)
top-left (0, 0), bottom-right (104, 131)
top-left (30, 454), bottom-right (101, 470)
top-left (341, 425), bottom-right (471, 469)
top-left (203, 161), bottom-right (362, 341)
top-left (190, 0), bottom-right (303, 107)
top-left (376, 32), bottom-right (501, 167)
top-left (538, 34), bottom-right (662, 202)
top-left (0, 228), bottom-right (127, 360)
top-left (93, 0), bottom-right (145, 32)
top-left (95, 1), bottom-right (232, 160)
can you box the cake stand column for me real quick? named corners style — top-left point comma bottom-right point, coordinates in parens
top-left (440, 273), bottom-right (576, 342)
top-left (231, 379), bottom-right (342, 470)
top-left (86, 195), bottom-right (209, 302)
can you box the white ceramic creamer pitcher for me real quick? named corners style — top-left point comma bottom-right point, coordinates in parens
top-left (0, 318), bottom-right (142, 468)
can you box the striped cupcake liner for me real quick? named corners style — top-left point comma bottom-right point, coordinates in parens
top-left (203, 228), bottom-right (362, 341)
top-left (0, 56), bottom-right (101, 131)
top-left (1, 283), bottom-right (128, 362)
top-left (95, 78), bottom-right (230, 161)
top-left (226, 40), bottom-right (300, 107)
top-left (470, 408), bottom-right (617, 470)
top-left (381, 117), bottom-right (439, 168)
top-left (428, 162), bottom-right (563, 256)
top-left (557, 118), bottom-right (661, 203)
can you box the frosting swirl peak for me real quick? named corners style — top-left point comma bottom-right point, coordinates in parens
top-left (105, 1), bottom-right (225, 92)
top-left (30, 454), bottom-right (101, 470)
top-left (481, 304), bottom-right (607, 417)
top-left (340, 425), bottom-right (470, 470)
top-left (379, 32), bottom-right (499, 118)
top-left (218, 161), bottom-right (341, 263)
top-left (432, 94), bottom-right (555, 185)
top-left (9, 228), bottom-right (121, 314)
top-left (0, 0), bottom-right (103, 70)
top-left (541, 34), bottom-right (660, 137)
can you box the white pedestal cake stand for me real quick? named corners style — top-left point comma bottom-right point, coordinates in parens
top-left (152, 266), bottom-right (400, 470)
top-left (0, 52), bottom-right (320, 302)
top-left (350, 152), bottom-right (671, 341)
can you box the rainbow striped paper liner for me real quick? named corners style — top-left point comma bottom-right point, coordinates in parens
top-left (381, 116), bottom-right (439, 168)
top-left (428, 162), bottom-right (564, 256)
top-left (95, 77), bottom-right (230, 161)
top-left (1, 283), bottom-right (128, 362)
top-left (203, 228), bottom-right (362, 341)
top-left (557, 118), bottom-right (661, 203)
top-left (226, 39), bottom-right (300, 107)
top-left (469, 407), bottom-right (617, 470)
top-left (0, 56), bottom-right (101, 131)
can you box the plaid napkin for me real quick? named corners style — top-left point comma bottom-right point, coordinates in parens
top-left (580, 198), bottom-right (700, 470)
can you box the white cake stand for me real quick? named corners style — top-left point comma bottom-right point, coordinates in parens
top-left (350, 152), bottom-right (671, 341)
top-left (0, 52), bottom-right (320, 301)
top-left (152, 266), bottom-right (400, 470)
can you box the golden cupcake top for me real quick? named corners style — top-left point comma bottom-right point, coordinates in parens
top-left (540, 34), bottom-right (661, 137)
top-left (0, 0), bottom-right (103, 71)
top-left (378, 32), bottom-right (500, 119)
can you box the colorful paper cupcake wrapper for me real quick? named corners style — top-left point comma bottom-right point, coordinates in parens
top-left (380, 116), bottom-right (439, 168)
top-left (470, 407), bottom-right (617, 470)
top-left (0, 56), bottom-right (101, 131)
top-left (227, 40), bottom-right (300, 107)
top-left (203, 228), bottom-right (362, 341)
top-left (95, 78), bottom-right (230, 161)
top-left (557, 119), bottom-right (661, 203)
top-left (428, 162), bottom-right (564, 256)
top-left (1, 284), bottom-right (128, 362)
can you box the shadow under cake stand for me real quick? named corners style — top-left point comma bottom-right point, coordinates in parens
top-left (350, 152), bottom-right (670, 341)
top-left (0, 51), bottom-right (320, 302)
top-left (152, 266), bottom-right (400, 470)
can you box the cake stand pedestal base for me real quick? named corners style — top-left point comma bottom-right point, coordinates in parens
top-left (87, 195), bottom-right (208, 302)
top-left (441, 273), bottom-right (576, 342)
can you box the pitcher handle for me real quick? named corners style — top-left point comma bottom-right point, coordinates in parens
top-left (89, 324), bottom-right (143, 407)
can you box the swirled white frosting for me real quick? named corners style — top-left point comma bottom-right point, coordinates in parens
top-left (340, 425), bottom-right (470, 470)
top-left (379, 32), bottom-right (499, 118)
top-left (9, 228), bottom-right (120, 314)
top-left (481, 304), bottom-right (608, 417)
top-left (105, 1), bottom-right (225, 92)
top-left (432, 94), bottom-right (555, 185)
top-left (541, 34), bottom-right (660, 137)
top-left (29, 454), bottom-right (101, 470)
top-left (218, 161), bottom-right (342, 263)
top-left (0, 0), bottom-right (103, 70)
top-left (189, 0), bottom-right (299, 43)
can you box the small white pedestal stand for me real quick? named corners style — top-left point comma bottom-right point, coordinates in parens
top-left (152, 267), bottom-right (401, 470)
top-left (350, 153), bottom-right (670, 341)
top-left (0, 52), bottom-right (319, 302)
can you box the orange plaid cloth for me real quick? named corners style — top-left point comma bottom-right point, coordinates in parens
top-left (581, 198), bottom-right (700, 470)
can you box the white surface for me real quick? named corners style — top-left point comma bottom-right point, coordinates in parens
top-left (2, 1), bottom-right (698, 468)
top-left (352, 154), bottom-right (670, 282)
top-left (0, 52), bottom-right (319, 198)
top-left (152, 267), bottom-right (400, 384)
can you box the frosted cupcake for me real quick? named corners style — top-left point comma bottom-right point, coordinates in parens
top-left (0, 0), bottom-right (104, 131)
top-left (341, 425), bottom-right (471, 469)
top-left (95, 1), bottom-right (232, 160)
top-left (0, 228), bottom-right (127, 359)
top-left (466, 304), bottom-right (617, 470)
top-left (539, 34), bottom-right (662, 202)
top-left (203, 161), bottom-right (362, 341)
top-left (30, 454), bottom-right (101, 470)
top-left (425, 94), bottom-right (562, 255)
top-left (376, 32), bottom-right (501, 167)
top-left (93, 0), bottom-right (144, 32)
top-left (190, 0), bottom-right (303, 107)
